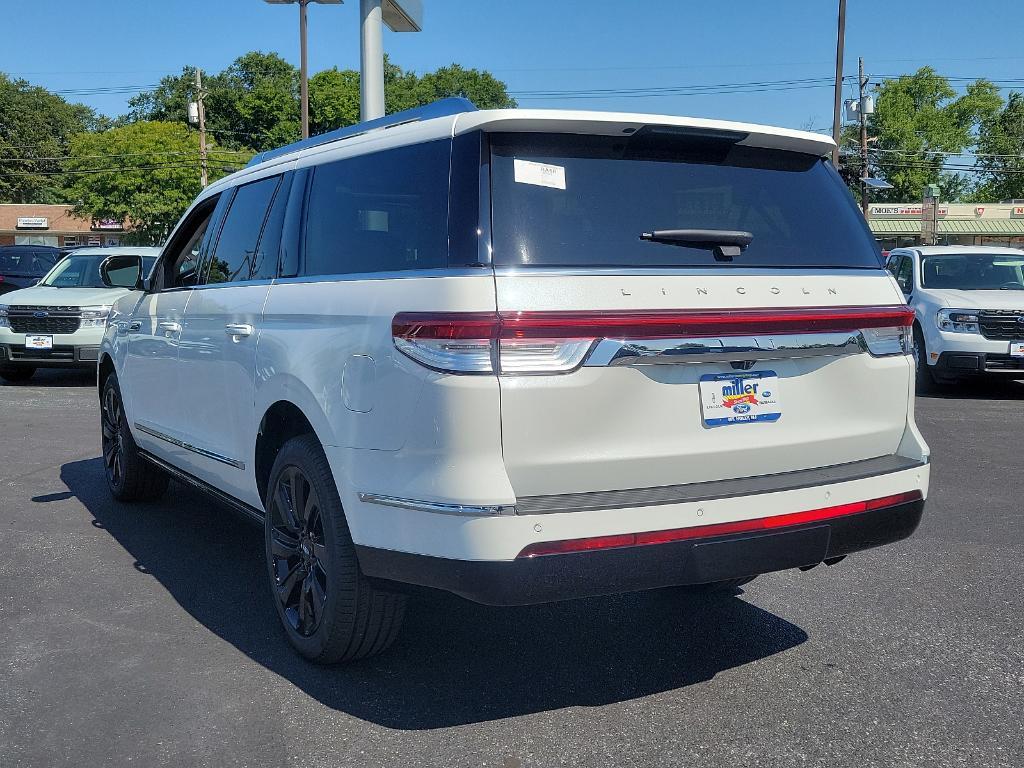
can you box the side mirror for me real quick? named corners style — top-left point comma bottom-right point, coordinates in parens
top-left (100, 255), bottom-right (144, 290)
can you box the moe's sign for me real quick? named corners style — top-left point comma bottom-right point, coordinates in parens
top-left (870, 205), bottom-right (948, 217)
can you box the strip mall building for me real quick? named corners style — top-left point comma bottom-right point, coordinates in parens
top-left (869, 202), bottom-right (1024, 251)
top-left (0, 204), bottom-right (123, 248)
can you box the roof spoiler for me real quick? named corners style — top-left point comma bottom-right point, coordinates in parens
top-left (246, 97), bottom-right (478, 167)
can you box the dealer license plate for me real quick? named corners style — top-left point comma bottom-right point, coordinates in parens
top-left (1010, 342), bottom-right (1024, 358)
top-left (25, 335), bottom-right (53, 350)
top-left (699, 371), bottom-right (781, 428)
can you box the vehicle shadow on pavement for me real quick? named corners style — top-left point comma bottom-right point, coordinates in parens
top-left (60, 456), bottom-right (808, 730)
top-left (0, 369), bottom-right (96, 388)
top-left (918, 378), bottom-right (1024, 401)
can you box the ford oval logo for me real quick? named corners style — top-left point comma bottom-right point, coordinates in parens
top-left (33, 311), bottom-right (49, 318)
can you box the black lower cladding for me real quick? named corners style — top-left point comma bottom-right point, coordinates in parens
top-left (355, 500), bottom-right (924, 606)
top-left (934, 351), bottom-right (1024, 376)
top-left (0, 344), bottom-right (98, 367)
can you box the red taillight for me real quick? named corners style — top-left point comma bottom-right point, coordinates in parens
top-left (393, 306), bottom-right (915, 342)
top-left (516, 490), bottom-right (923, 558)
top-left (392, 306), bottom-right (916, 374)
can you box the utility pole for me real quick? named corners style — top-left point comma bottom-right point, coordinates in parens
top-left (194, 68), bottom-right (208, 188)
top-left (831, 0), bottom-right (846, 167)
top-left (859, 57), bottom-right (869, 215)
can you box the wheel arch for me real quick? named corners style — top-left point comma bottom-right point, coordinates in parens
top-left (255, 400), bottom-right (323, 507)
top-left (98, 353), bottom-right (116, 400)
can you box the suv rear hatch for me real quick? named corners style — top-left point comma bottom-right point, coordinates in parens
top-left (484, 127), bottom-right (912, 498)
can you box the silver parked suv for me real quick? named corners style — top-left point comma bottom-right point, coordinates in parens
top-left (98, 99), bottom-right (929, 663)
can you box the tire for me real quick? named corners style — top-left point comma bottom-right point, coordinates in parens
top-left (0, 365), bottom-right (35, 383)
top-left (264, 434), bottom-right (406, 663)
top-left (912, 326), bottom-right (939, 394)
top-left (101, 374), bottom-right (169, 502)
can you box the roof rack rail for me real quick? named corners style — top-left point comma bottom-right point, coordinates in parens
top-left (246, 97), bottom-right (478, 167)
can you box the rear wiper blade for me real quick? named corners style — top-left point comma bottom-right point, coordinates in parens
top-left (640, 229), bottom-right (753, 261)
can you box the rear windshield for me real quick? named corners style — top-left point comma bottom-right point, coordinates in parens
top-left (489, 132), bottom-right (881, 269)
top-left (0, 248), bottom-right (60, 275)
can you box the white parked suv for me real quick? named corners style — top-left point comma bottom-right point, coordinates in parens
top-left (98, 99), bottom-right (930, 663)
top-left (885, 246), bottom-right (1024, 389)
top-left (0, 247), bottom-right (158, 383)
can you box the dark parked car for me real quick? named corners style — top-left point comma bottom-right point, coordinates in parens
top-left (0, 245), bottom-right (63, 296)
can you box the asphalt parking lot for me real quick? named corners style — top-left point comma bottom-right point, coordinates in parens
top-left (1, 370), bottom-right (1022, 768)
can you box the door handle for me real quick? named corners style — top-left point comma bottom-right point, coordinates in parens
top-left (157, 321), bottom-right (182, 334)
top-left (128, 321), bottom-right (142, 332)
top-left (224, 323), bottom-right (254, 338)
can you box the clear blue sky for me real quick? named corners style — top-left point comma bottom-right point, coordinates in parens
top-left (4, 0), bottom-right (1024, 132)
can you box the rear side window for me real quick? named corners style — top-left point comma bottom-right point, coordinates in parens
top-left (207, 175), bottom-right (281, 284)
top-left (489, 132), bottom-right (882, 269)
top-left (0, 249), bottom-right (58, 275)
top-left (303, 140), bottom-right (450, 276)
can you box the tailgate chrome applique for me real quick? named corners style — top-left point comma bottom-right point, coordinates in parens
top-left (585, 331), bottom-right (864, 367)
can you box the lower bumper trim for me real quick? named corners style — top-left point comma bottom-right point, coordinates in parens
top-left (355, 499), bottom-right (924, 606)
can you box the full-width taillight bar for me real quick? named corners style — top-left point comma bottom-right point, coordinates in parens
top-left (517, 490), bottom-right (924, 558)
top-left (392, 305), bottom-right (915, 341)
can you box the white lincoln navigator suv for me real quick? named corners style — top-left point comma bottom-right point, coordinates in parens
top-left (98, 99), bottom-right (930, 663)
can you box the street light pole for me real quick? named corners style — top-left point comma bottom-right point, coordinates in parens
top-left (263, 0), bottom-right (342, 139)
top-left (831, 0), bottom-right (847, 167)
top-left (299, 0), bottom-right (309, 138)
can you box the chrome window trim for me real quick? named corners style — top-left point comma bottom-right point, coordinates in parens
top-left (584, 331), bottom-right (866, 367)
top-left (134, 423), bottom-right (245, 470)
top-left (273, 267), bottom-right (491, 285)
top-left (357, 492), bottom-right (516, 517)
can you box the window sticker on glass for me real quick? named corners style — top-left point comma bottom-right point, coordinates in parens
top-left (513, 159), bottom-right (566, 190)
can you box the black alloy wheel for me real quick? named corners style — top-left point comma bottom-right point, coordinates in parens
top-left (263, 434), bottom-right (406, 663)
top-left (268, 465), bottom-right (329, 638)
top-left (101, 384), bottom-right (126, 490)
top-left (99, 374), bottom-right (169, 502)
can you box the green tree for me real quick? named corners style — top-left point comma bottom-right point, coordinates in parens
top-left (309, 58), bottom-right (516, 133)
top-left (973, 91), bottom-right (1024, 201)
top-left (130, 52), bottom-right (516, 143)
top-left (855, 67), bottom-right (1001, 202)
top-left (0, 73), bottom-right (105, 203)
top-left (65, 121), bottom-right (248, 244)
top-left (127, 52), bottom-right (299, 152)
top-left (308, 68), bottom-right (361, 136)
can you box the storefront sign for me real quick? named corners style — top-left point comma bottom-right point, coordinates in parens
top-left (870, 205), bottom-right (948, 217)
top-left (92, 218), bottom-right (124, 231)
top-left (16, 216), bottom-right (49, 229)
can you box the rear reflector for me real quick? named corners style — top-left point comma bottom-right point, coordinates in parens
top-left (516, 490), bottom-right (923, 558)
top-left (392, 306), bottom-right (916, 374)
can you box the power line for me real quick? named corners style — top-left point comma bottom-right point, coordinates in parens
top-left (0, 160), bottom-right (240, 177)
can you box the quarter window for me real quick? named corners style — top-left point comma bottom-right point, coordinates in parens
top-left (207, 175), bottom-right (281, 284)
top-left (303, 140), bottom-right (450, 276)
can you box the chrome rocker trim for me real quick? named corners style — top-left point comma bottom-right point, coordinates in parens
top-left (358, 492), bottom-right (516, 517)
top-left (134, 423), bottom-right (246, 470)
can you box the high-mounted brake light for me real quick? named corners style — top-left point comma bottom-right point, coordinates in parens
top-left (392, 305), bottom-right (916, 374)
top-left (517, 490), bottom-right (924, 558)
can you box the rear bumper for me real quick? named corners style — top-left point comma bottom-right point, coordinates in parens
top-left (356, 498), bottom-right (924, 605)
